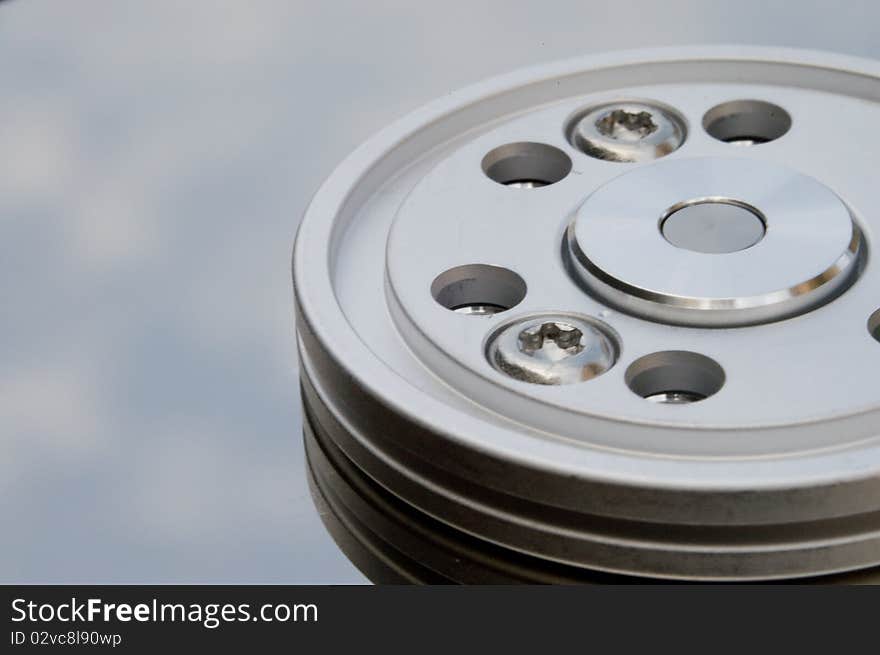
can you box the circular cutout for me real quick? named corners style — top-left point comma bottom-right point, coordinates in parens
top-left (565, 157), bottom-right (863, 327)
top-left (625, 351), bottom-right (725, 404)
top-left (486, 314), bottom-right (619, 385)
top-left (431, 264), bottom-right (526, 315)
top-left (568, 101), bottom-right (686, 162)
top-left (481, 142), bottom-right (572, 187)
top-left (870, 309), bottom-right (880, 343)
top-left (703, 100), bottom-right (791, 145)
top-left (660, 198), bottom-right (766, 254)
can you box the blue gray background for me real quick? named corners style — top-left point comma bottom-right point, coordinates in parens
top-left (1, 0), bottom-right (878, 583)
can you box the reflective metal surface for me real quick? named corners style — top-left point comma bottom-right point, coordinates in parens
top-left (295, 48), bottom-right (880, 581)
top-left (660, 199), bottom-right (766, 254)
top-left (565, 157), bottom-right (864, 327)
top-left (305, 398), bottom-right (880, 584)
top-left (569, 101), bottom-right (686, 162)
top-left (4, 0), bottom-right (880, 585)
top-left (486, 315), bottom-right (619, 385)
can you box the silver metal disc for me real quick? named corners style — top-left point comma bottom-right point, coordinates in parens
top-left (294, 47), bottom-right (880, 581)
top-left (565, 157), bottom-right (863, 327)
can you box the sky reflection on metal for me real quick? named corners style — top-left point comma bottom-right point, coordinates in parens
top-left (1, 0), bottom-right (878, 583)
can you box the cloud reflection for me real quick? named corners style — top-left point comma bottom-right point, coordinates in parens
top-left (0, 0), bottom-right (878, 582)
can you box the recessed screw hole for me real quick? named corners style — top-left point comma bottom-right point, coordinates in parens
top-left (645, 391), bottom-right (707, 404)
top-left (452, 303), bottom-right (508, 316)
top-left (596, 109), bottom-right (658, 141)
top-left (626, 351), bottom-right (724, 404)
top-left (869, 309), bottom-right (880, 343)
top-left (703, 100), bottom-right (791, 145)
top-left (432, 265), bottom-right (526, 315)
top-left (482, 142), bottom-right (571, 187)
top-left (504, 179), bottom-right (548, 188)
top-left (724, 136), bottom-right (769, 146)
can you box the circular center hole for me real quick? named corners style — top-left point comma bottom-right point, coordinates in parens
top-left (661, 199), bottom-right (766, 254)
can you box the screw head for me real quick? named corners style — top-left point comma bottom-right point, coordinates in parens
top-left (570, 102), bottom-right (686, 162)
top-left (487, 315), bottom-right (619, 385)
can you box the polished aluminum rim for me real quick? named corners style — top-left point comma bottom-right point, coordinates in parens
top-left (294, 47), bottom-right (880, 580)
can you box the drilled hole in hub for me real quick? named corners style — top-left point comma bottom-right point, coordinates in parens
top-left (870, 309), bottom-right (880, 343)
top-left (625, 351), bottom-right (725, 404)
top-left (644, 390), bottom-right (707, 404)
top-left (482, 142), bottom-right (572, 187)
top-left (504, 180), bottom-right (547, 189)
top-left (703, 100), bottom-right (791, 145)
top-left (660, 198), bottom-right (767, 254)
top-left (432, 264), bottom-right (526, 315)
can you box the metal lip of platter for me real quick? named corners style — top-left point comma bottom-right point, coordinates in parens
top-left (293, 47), bottom-right (880, 581)
top-left (565, 157), bottom-right (863, 327)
